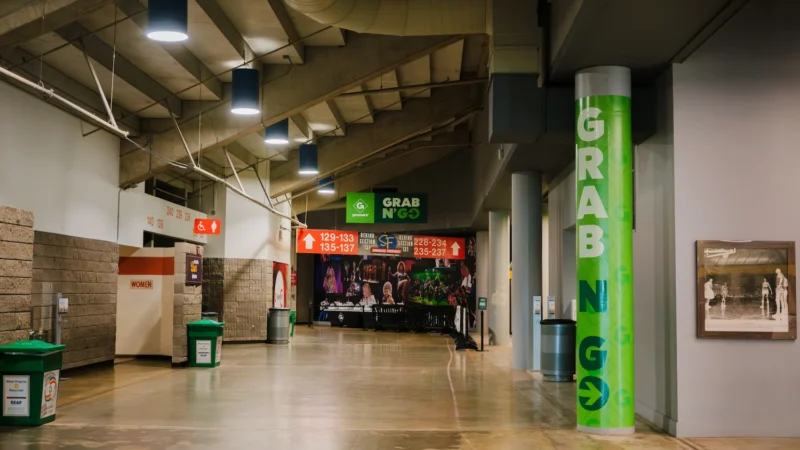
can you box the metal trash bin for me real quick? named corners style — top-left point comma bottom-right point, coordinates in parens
top-left (540, 319), bottom-right (576, 382)
top-left (267, 308), bottom-right (290, 344)
top-left (0, 340), bottom-right (65, 426)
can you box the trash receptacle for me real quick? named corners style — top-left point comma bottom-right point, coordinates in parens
top-left (289, 310), bottom-right (296, 337)
top-left (540, 319), bottom-right (576, 382)
top-left (267, 308), bottom-right (290, 344)
top-left (187, 319), bottom-right (225, 368)
top-left (201, 312), bottom-right (220, 322)
top-left (0, 340), bottom-right (65, 427)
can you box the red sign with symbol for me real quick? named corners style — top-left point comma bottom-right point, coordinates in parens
top-left (193, 218), bottom-right (221, 235)
top-left (413, 236), bottom-right (465, 260)
top-left (297, 229), bottom-right (358, 255)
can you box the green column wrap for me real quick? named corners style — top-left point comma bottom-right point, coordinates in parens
top-left (575, 67), bottom-right (634, 435)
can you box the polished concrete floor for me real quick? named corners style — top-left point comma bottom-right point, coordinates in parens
top-left (1, 328), bottom-right (798, 449)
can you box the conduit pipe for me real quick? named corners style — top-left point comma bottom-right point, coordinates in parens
top-left (0, 65), bottom-right (130, 138)
top-left (169, 115), bottom-right (308, 228)
top-left (283, 0), bottom-right (489, 36)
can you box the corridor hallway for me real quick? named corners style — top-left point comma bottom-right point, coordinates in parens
top-left (0, 328), bottom-right (795, 449)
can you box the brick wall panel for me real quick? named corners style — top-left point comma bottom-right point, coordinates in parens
top-left (31, 231), bottom-right (118, 369)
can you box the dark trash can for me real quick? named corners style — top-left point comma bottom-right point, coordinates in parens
top-left (267, 308), bottom-right (290, 344)
top-left (201, 312), bottom-right (220, 322)
top-left (540, 319), bottom-right (576, 382)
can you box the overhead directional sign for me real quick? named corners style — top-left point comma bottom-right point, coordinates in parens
top-left (413, 236), bottom-right (465, 260)
top-left (297, 229), bottom-right (466, 260)
top-left (193, 218), bottom-right (221, 235)
top-left (296, 229), bottom-right (359, 255)
top-left (346, 193), bottom-right (428, 224)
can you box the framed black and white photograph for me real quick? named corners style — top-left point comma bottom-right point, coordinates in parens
top-left (696, 240), bottom-right (796, 340)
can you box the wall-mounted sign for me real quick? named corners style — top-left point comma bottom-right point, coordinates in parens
top-left (186, 254), bottom-right (202, 286)
top-left (130, 280), bottom-right (154, 289)
top-left (359, 232), bottom-right (414, 257)
top-left (297, 229), bottom-right (465, 260)
top-left (273, 262), bottom-right (289, 308)
top-left (193, 218), bottom-right (221, 235)
top-left (345, 193), bottom-right (427, 224)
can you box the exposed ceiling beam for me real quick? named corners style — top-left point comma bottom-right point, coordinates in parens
top-left (55, 22), bottom-right (183, 115)
top-left (0, 0), bottom-right (114, 50)
top-left (265, 0), bottom-right (305, 63)
top-left (116, 0), bottom-right (222, 100)
top-left (198, 155), bottom-right (225, 176)
top-left (270, 86), bottom-right (479, 197)
top-left (290, 114), bottom-right (313, 140)
top-left (225, 141), bottom-right (259, 168)
top-left (195, 0), bottom-right (251, 61)
top-left (303, 136), bottom-right (466, 211)
top-left (0, 46), bottom-right (140, 134)
top-left (120, 33), bottom-right (464, 186)
top-left (360, 84), bottom-right (376, 121)
top-left (325, 99), bottom-right (346, 135)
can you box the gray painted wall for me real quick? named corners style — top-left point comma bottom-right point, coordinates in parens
top-left (633, 71), bottom-right (678, 434)
top-left (672, 0), bottom-right (800, 437)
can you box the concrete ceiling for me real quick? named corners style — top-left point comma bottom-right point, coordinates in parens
top-left (549, 0), bottom-right (745, 82)
top-left (0, 0), bottom-right (749, 230)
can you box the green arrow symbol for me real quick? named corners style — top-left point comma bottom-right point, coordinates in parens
top-left (578, 376), bottom-right (609, 412)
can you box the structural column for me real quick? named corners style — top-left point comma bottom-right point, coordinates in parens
top-left (575, 66), bottom-right (634, 434)
top-left (488, 210), bottom-right (510, 346)
top-left (475, 231), bottom-right (489, 339)
top-left (511, 172), bottom-right (542, 370)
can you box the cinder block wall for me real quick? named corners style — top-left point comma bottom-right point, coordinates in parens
top-left (0, 206), bottom-right (34, 345)
top-left (31, 232), bottom-right (118, 369)
top-left (202, 258), bottom-right (272, 342)
top-left (173, 243), bottom-right (203, 364)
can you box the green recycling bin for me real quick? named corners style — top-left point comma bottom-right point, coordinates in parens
top-left (289, 310), bottom-right (296, 337)
top-left (0, 340), bottom-right (65, 427)
top-left (187, 319), bottom-right (225, 368)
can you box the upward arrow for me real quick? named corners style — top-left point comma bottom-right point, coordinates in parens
top-left (451, 242), bottom-right (461, 256)
top-left (303, 234), bottom-right (315, 250)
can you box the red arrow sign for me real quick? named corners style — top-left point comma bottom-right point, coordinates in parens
top-left (193, 218), bottom-right (221, 235)
top-left (297, 229), bottom-right (359, 255)
top-left (413, 236), bottom-right (465, 260)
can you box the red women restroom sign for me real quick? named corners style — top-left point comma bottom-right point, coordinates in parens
top-left (193, 219), bottom-right (221, 235)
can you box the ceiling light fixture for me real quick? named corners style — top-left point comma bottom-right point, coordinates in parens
top-left (318, 176), bottom-right (334, 194)
top-left (231, 68), bottom-right (260, 115)
top-left (298, 144), bottom-right (319, 175)
top-left (147, 0), bottom-right (189, 42)
top-left (264, 119), bottom-right (289, 144)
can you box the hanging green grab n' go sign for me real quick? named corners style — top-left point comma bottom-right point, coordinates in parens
top-left (346, 193), bottom-right (428, 224)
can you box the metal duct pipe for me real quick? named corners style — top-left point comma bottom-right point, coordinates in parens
top-left (283, 0), bottom-right (489, 36)
top-left (0, 65), bottom-right (129, 138)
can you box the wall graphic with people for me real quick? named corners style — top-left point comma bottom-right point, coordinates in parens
top-left (313, 235), bottom-right (478, 327)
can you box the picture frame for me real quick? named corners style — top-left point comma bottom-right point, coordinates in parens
top-left (696, 240), bottom-right (796, 340)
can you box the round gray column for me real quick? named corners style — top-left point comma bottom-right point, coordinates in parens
top-left (511, 172), bottom-right (542, 370)
top-left (488, 210), bottom-right (510, 346)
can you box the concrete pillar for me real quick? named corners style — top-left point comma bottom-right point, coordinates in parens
top-left (475, 231), bottom-right (489, 340)
top-left (488, 210), bottom-right (510, 346)
top-left (575, 66), bottom-right (634, 435)
top-left (511, 172), bottom-right (542, 370)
